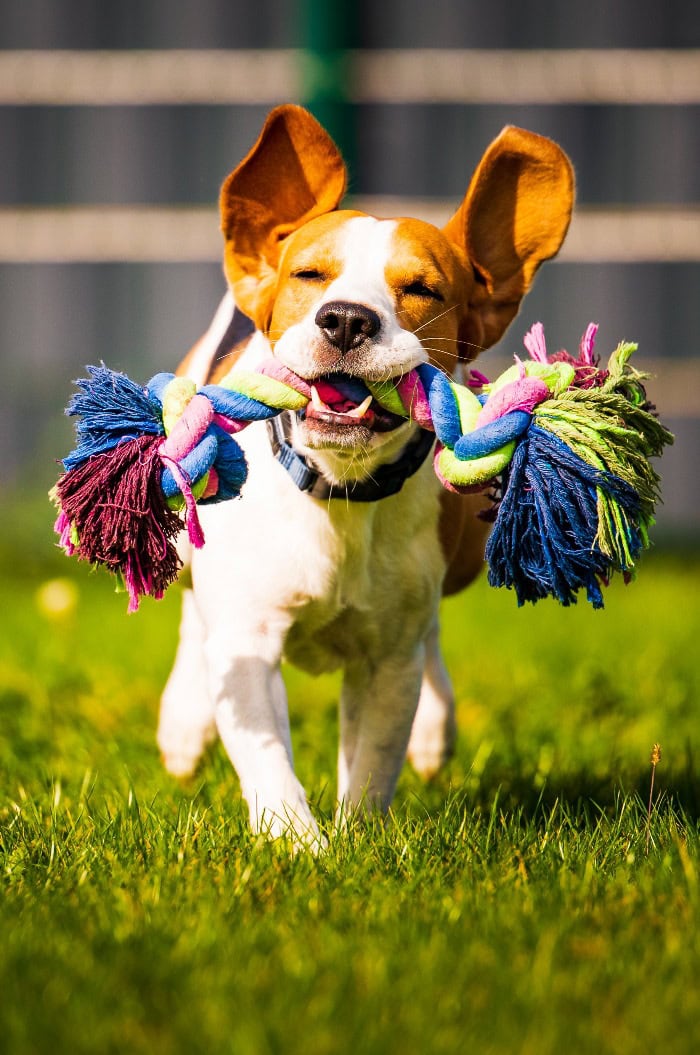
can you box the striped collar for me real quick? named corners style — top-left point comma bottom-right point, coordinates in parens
top-left (266, 413), bottom-right (435, 502)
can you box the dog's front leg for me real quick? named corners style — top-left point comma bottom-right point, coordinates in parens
top-left (338, 647), bottom-right (425, 817)
top-left (205, 629), bottom-right (320, 847)
top-left (406, 617), bottom-right (457, 780)
top-left (158, 588), bottom-right (217, 778)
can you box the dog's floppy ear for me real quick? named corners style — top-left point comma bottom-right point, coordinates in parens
top-left (444, 126), bottom-right (574, 352)
top-left (220, 104), bottom-right (347, 329)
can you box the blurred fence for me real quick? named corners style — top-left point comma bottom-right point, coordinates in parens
top-left (1, 4), bottom-right (698, 539)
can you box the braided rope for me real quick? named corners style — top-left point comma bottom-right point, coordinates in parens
top-left (150, 345), bottom-right (574, 504)
top-left (53, 322), bottom-right (673, 609)
top-left (148, 323), bottom-right (626, 514)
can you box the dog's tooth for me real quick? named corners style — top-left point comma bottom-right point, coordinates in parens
top-left (346, 394), bottom-right (374, 419)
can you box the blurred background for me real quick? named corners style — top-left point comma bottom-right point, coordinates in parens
top-left (1, 0), bottom-right (698, 543)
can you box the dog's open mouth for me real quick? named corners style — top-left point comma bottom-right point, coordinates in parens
top-left (300, 374), bottom-right (405, 433)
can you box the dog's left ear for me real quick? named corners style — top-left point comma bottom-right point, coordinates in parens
top-left (444, 126), bottom-right (574, 351)
top-left (220, 105), bottom-right (347, 329)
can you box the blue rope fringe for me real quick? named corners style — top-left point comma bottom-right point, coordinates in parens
top-left (486, 425), bottom-right (643, 608)
top-left (63, 365), bottom-right (164, 470)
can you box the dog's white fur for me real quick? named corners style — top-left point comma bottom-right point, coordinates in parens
top-left (156, 106), bottom-right (574, 846)
top-left (158, 254), bottom-right (447, 844)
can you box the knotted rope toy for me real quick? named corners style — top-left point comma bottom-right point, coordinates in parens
top-left (52, 322), bottom-right (672, 611)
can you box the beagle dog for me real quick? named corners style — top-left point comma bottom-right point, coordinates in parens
top-left (156, 105), bottom-right (574, 845)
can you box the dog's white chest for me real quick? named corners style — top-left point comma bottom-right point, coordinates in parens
top-left (193, 425), bottom-right (445, 675)
top-left (282, 494), bottom-right (443, 672)
top-left (282, 502), bottom-right (401, 671)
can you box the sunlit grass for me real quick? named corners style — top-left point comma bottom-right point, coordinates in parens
top-left (1, 505), bottom-right (699, 1055)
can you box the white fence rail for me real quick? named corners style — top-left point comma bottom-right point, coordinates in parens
top-left (1, 203), bottom-right (698, 263)
top-left (0, 49), bottom-right (698, 105)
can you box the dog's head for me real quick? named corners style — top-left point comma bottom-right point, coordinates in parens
top-left (220, 105), bottom-right (573, 475)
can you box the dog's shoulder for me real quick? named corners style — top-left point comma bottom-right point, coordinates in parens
top-left (177, 292), bottom-right (257, 385)
top-left (438, 490), bottom-right (492, 595)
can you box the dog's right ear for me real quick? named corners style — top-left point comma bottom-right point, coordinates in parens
top-left (220, 105), bottom-right (347, 330)
top-left (444, 126), bottom-right (574, 352)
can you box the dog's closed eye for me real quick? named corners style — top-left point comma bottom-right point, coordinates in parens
top-left (402, 280), bottom-right (444, 301)
top-left (292, 268), bottom-right (326, 282)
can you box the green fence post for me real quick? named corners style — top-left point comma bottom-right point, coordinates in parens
top-left (299, 0), bottom-right (356, 181)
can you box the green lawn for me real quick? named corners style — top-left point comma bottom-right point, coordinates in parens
top-left (1, 500), bottom-right (699, 1055)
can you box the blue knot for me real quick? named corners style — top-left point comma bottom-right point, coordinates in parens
top-left (453, 410), bottom-right (531, 460)
top-left (416, 364), bottom-right (463, 447)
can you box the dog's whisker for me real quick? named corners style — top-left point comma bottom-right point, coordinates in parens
top-left (423, 339), bottom-right (489, 359)
top-left (412, 303), bottom-right (460, 334)
top-left (392, 303), bottom-right (460, 336)
top-left (422, 346), bottom-right (463, 364)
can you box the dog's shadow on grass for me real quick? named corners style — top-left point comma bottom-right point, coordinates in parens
top-left (394, 755), bottom-right (700, 824)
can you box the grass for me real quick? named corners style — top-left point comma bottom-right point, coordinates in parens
top-left (1, 495), bottom-right (700, 1054)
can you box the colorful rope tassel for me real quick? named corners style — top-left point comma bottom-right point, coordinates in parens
top-left (52, 323), bottom-right (673, 610)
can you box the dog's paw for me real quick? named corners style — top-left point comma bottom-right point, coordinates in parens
top-left (407, 699), bottom-right (456, 781)
top-left (157, 720), bottom-right (216, 780)
top-left (261, 816), bottom-right (327, 856)
top-left (249, 781), bottom-right (324, 853)
top-left (160, 748), bottom-right (202, 780)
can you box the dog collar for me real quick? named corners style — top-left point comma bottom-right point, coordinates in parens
top-left (266, 413), bottom-right (435, 502)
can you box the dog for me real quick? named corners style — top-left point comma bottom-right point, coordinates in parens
top-left (156, 104), bottom-right (574, 845)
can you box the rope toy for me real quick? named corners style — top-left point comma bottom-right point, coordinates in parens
top-left (52, 322), bottom-right (673, 611)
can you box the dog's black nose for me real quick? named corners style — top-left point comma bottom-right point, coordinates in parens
top-left (315, 301), bottom-right (381, 354)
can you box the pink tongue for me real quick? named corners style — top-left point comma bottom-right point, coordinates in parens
top-left (313, 380), bottom-right (359, 413)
